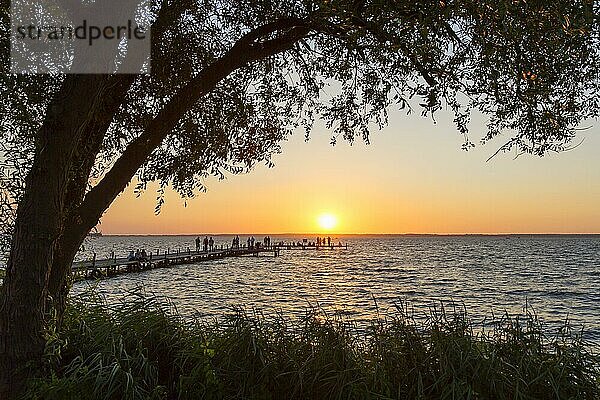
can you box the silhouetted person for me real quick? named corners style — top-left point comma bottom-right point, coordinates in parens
top-left (247, 237), bottom-right (251, 248)
top-left (327, 236), bottom-right (331, 246)
top-left (203, 236), bottom-right (208, 252)
top-left (195, 236), bottom-right (200, 252)
top-left (209, 237), bottom-right (214, 251)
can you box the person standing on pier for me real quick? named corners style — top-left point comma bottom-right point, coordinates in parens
top-left (203, 236), bottom-right (208, 252)
top-left (195, 237), bottom-right (200, 252)
top-left (247, 237), bottom-right (251, 249)
top-left (209, 237), bottom-right (214, 252)
top-left (327, 237), bottom-right (331, 247)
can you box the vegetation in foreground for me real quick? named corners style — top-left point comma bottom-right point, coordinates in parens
top-left (24, 290), bottom-right (599, 400)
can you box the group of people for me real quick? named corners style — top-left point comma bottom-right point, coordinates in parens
top-left (232, 235), bottom-right (272, 249)
top-left (231, 235), bottom-right (242, 248)
top-left (195, 236), bottom-right (215, 252)
top-left (194, 235), bottom-right (340, 251)
top-left (193, 235), bottom-right (275, 252)
top-left (286, 237), bottom-right (342, 247)
top-left (128, 235), bottom-right (340, 261)
top-left (262, 236), bottom-right (272, 248)
top-left (127, 248), bottom-right (148, 261)
top-left (317, 237), bottom-right (332, 247)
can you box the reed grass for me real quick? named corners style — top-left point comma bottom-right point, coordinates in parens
top-left (24, 289), bottom-right (600, 400)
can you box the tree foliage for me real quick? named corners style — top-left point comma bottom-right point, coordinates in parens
top-left (1, 1), bottom-right (598, 237)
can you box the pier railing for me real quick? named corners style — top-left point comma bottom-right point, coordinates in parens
top-left (72, 241), bottom-right (348, 281)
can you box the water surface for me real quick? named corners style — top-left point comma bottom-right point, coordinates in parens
top-left (73, 234), bottom-right (600, 343)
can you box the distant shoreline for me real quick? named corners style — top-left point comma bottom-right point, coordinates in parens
top-left (90, 233), bottom-right (600, 237)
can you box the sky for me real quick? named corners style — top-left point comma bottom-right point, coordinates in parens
top-left (100, 109), bottom-right (600, 235)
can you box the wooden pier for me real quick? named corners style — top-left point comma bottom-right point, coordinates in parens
top-left (71, 242), bottom-right (348, 281)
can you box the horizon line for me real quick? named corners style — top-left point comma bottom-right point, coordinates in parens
top-left (94, 232), bottom-right (600, 236)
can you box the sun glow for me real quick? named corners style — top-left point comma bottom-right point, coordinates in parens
top-left (317, 213), bottom-right (338, 231)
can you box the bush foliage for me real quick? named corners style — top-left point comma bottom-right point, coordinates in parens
top-left (24, 289), bottom-right (600, 400)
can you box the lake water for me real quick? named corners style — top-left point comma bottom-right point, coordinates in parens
top-left (73, 234), bottom-right (600, 344)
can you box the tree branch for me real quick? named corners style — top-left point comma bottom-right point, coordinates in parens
top-left (73, 18), bottom-right (312, 232)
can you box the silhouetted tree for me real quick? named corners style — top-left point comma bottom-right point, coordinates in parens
top-left (0, 0), bottom-right (598, 396)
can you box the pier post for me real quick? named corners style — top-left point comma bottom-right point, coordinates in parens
top-left (92, 253), bottom-right (96, 268)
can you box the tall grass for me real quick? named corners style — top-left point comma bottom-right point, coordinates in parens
top-left (24, 289), bottom-right (600, 400)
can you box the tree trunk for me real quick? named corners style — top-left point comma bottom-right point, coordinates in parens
top-left (46, 223), bottom-right (89, 326)
top-left (0, 75), bottom-right (111, 398)
top-left (45, 74), bottom-right (136, 323)
top-left (46, 236), bottom-right (79, 327)
top-left (0, 155), bottom-right (67, 398)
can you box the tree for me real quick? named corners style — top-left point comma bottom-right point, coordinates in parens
top-left (0, 0), bottom-right (598, 396)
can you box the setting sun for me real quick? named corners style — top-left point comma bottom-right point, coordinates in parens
top-left (317, 213), bottom-right (338, 231)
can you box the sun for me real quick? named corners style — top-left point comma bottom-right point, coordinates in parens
top-left (317, 213), bottom-right (338, 231)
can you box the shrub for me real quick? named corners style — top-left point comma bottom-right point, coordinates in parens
top-left (23, 290), bottom-right (600, 400)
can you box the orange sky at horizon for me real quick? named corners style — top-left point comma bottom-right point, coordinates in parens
top-left (100, 110), bottom-right (600, 235)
